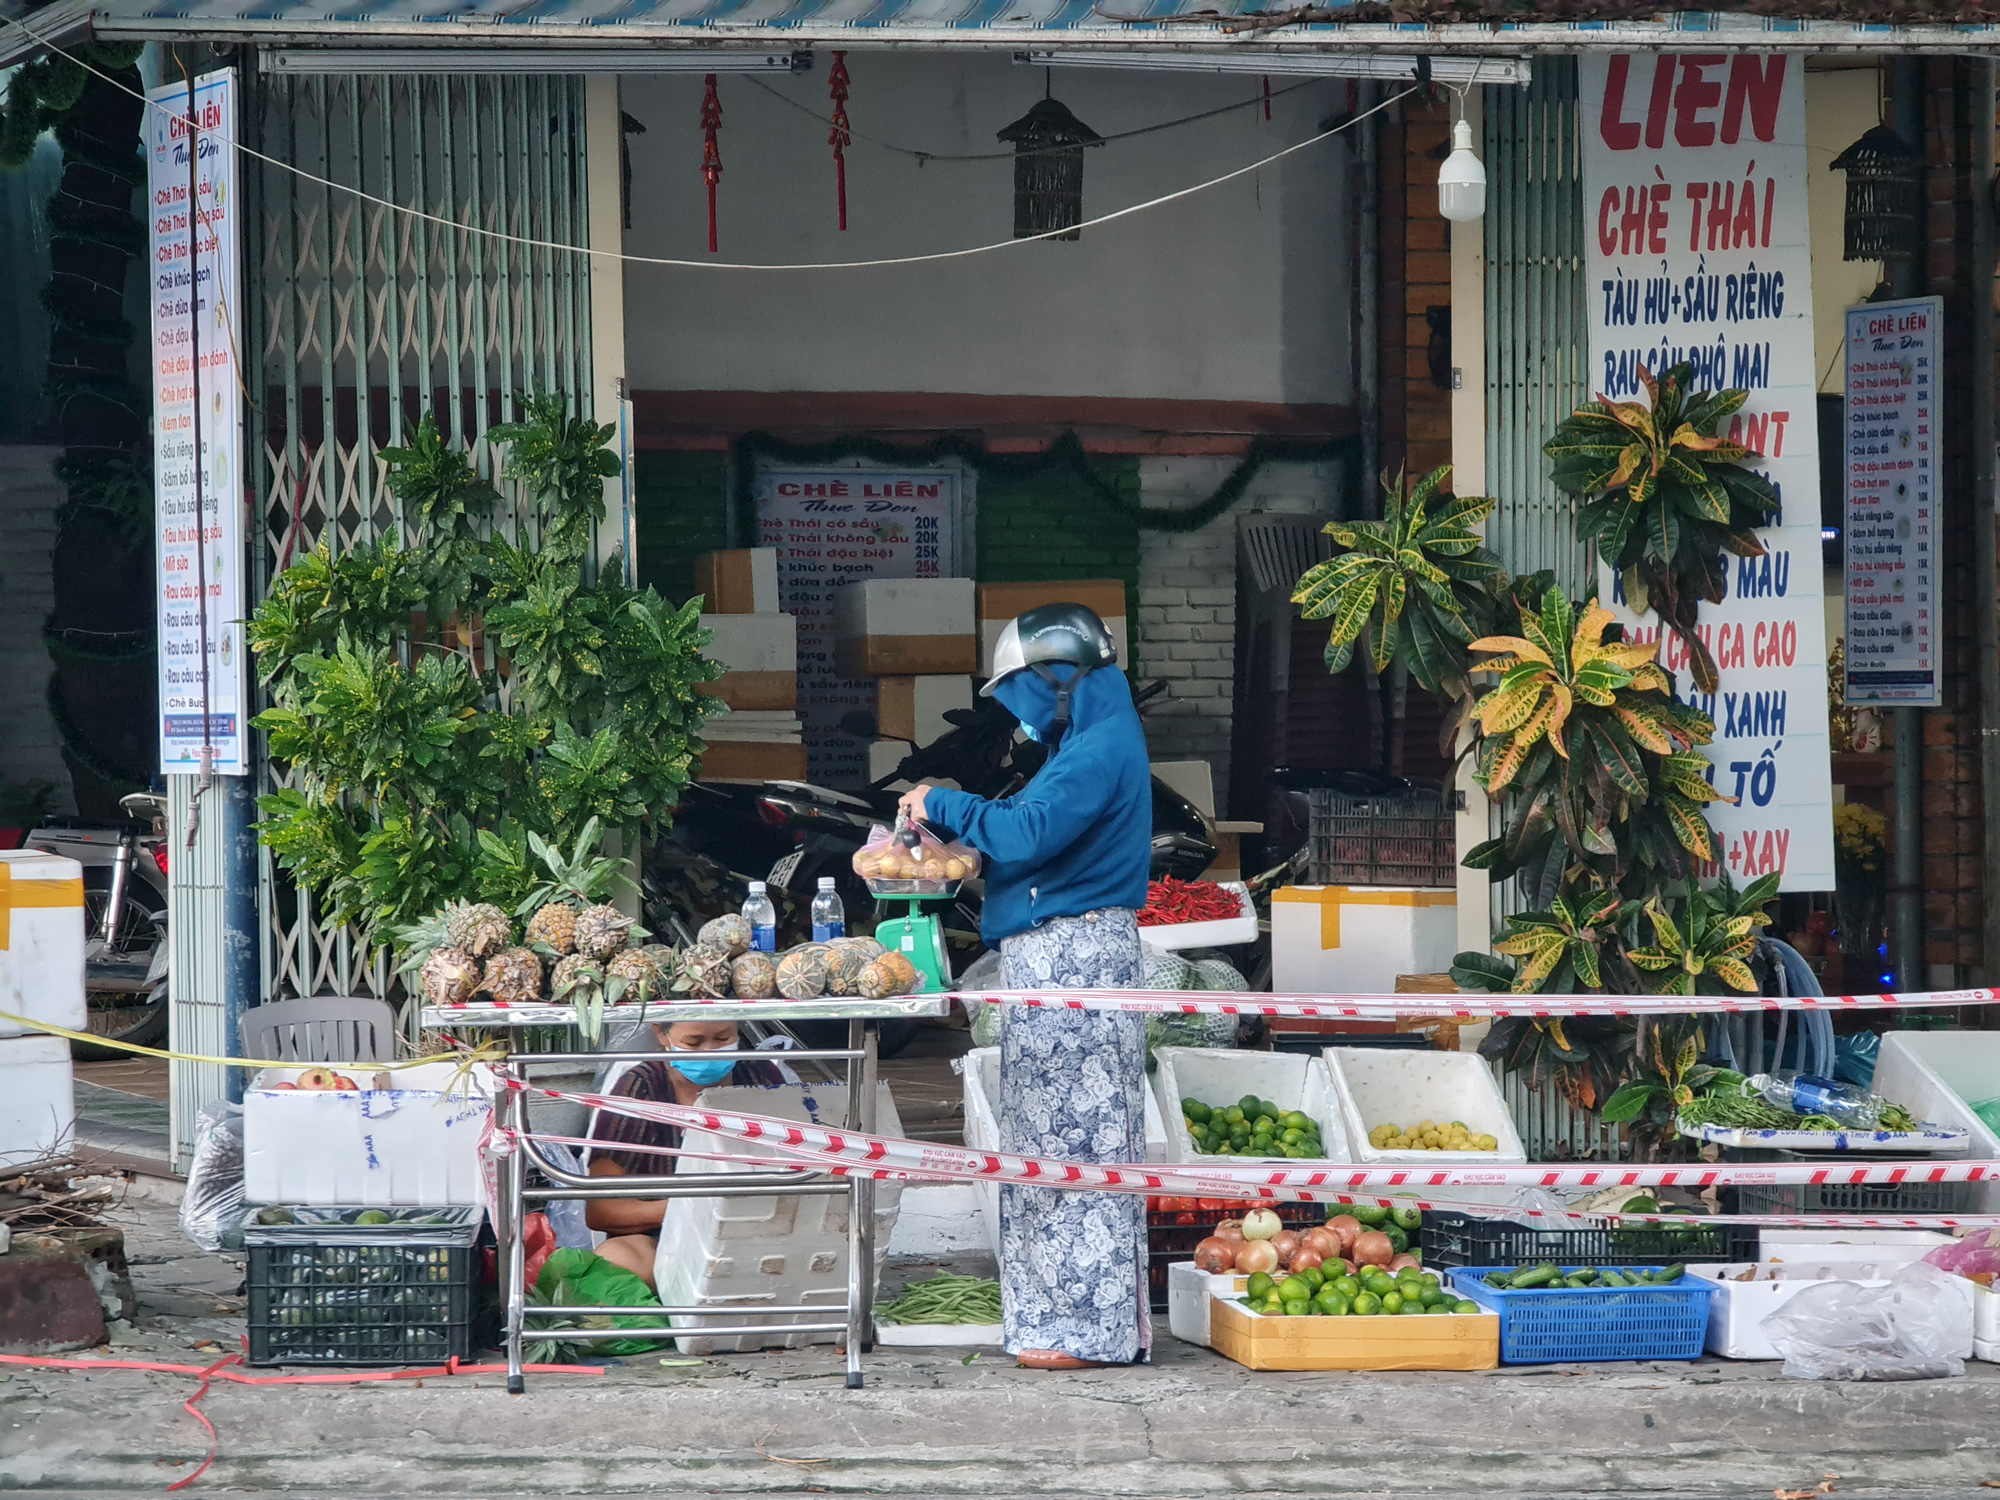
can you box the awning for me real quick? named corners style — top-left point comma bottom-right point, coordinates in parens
top-left (7, 0), bottom-right (2000, 70)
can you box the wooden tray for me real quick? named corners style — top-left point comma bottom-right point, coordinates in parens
top-left (1208, 1296), bottom-right (1499, 1372)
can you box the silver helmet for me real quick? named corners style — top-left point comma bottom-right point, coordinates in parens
top-left (981, 603), bottom-right (1119, 698)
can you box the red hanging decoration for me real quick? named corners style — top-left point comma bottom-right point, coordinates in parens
top-left (700, 73), bottom-right (723, 254)
top-left (828, 50), bottom-right (852, 232)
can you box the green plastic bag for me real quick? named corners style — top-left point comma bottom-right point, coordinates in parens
top-left (1972, 1097), bottom-right (2000, 1137)
top-left (534, 1247), bottom-right (669, 1356)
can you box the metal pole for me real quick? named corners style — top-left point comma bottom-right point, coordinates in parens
top-left (502, 1079), bottom-right (527, 1394)
top-left (1358, 83), bottom-right (1381, 506)
top-left (219, 776), bottom-right (257, 1103)
top-left (1974, 59), bottom-right (2000, 988)
top-left (844, 1016), bottom-right (866, 1390)
top-left (1891, 57), bottom-right (1927, 992)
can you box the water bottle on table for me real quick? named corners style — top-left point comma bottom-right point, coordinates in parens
top-left (742, 881), bottom-right (778, 954)
top-left (810, 877), bottom-right (846, 942)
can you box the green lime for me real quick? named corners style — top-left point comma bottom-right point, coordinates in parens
top-left (1223, 1106), bottom-right (1245, 1126)
top-left (1419, 1287), bottom-right (1446, 1307)
top-left (1278, 1276), bottom-right (1314, 1303)
top-left (1183, 1099), bottom-right (1211, 1123)
top-left (1282, 1111), bottom-right (1310, 1132)
top-left (1365, 1272), bottom-right (1396, 1296)
top-left (1260, 1295), bottom-right (1286, 1315)
top-left (1283, 1300), bottom-right (1310, 1317)
top-left (1333, 1275), bottom-right (1362, 1299)
top-left (353, 1209), bottom-right (391, 1225)
top-left (1452, 1299), bottom-right (1481, 1314)
top-left (1380, 1289), bottom-right (1404, 1315)
top-left (1246, 1271), bottom-right (1274, 1301)
top-left (1236, 1096), bottom-right (1261, 1116)
top-left (1317, 1291), bottom-right (1350, 1316)
top-left (1280, 1128), bottom-right (1303, 1146)
top-left (1419, 1272), bottom-right (1441, 1294)
top-left (1253, 1113), bottom-right (1277, 1132)
top-left (1300, 1267), bottom-right (1326, 1290)
top-left (1351, 1291), bottom-right (1381, 1316)
top-left (1398, 1300), bottom-right (1427, 1315)
top-left (1425, 1301), bottom-right (1452, 1314)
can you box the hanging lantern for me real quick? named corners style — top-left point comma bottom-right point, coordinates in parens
top-left (700, 73), bottom-right (723, 255)
top-left (1829, 125), bottom-right (1921, 263)
top-left (828, 50), bottom-right (852, 232)
top-left (995, 94), bottom-right (1102, 242)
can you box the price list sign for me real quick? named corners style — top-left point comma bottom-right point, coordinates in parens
top-left (147, 68), bottom-right (248, 774)
top-left (1843, 297), bottom-right (1941, 708)
top-left (755, 469), bottom-right (961, 790)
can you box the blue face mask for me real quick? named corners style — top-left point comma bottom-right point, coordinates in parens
top-left (669, 1051), bottom-right (736, 1086)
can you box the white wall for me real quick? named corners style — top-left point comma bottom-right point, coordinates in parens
top-left (620, 55), bottom-right (1355, 404)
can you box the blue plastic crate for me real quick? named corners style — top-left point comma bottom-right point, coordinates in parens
top-left (1448, 1265), bottom-right (1716, 1365)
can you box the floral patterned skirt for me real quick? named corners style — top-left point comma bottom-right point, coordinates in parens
top-left (997, 907), bottom-right (1149, 1363)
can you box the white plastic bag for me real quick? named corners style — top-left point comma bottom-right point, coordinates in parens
top-left (179, 1101), bottom-right (245, 1252)
top-left (960, 950), bottom-right (1008, 1049)
top-left (1761, 1261), bottom-right (1968, 1380)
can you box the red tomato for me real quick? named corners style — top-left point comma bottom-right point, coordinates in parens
top-left (1197, 1198), bottom-right (1231, 1212)
top-left (1174, 1211), bottom-right (1201, 1226)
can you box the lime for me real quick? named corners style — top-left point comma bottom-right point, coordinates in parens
top-left (1419, 1286), bottom-right (1446, 1307)
top-left (1280, 1128), bottom-right (1303, 1146)
top-left (1237, 1095), bottom-right (1262, 1116)
top-left (1253, 1114), bottom-right (1277, 1132)
top-left (1317, 1291), bottom-right (1350, 1316)
top-left (1398, 1300), bottom-right (1427, 1315)
top-left (1282, 1111), bottom-right (1310, 1132)
top-left (1300, 1267), bottom-right (1326, 1290)
top-left (1260, 1295), bottom-right (1286, 1315)
top-left (1223, 1106), bottom-right (1245, 1126)
top-left (1425, 1301), bottom-right (1452, 1314)
top-left (1351, 1291), bottom-right (1381, 1316)
top-left (353, 1209), bottom-right (392, 1225)
top-left (1419, 1272), bottom-right (1441, 1294)
top-left (1279, 1276), bottom-right (1314, 1303)
top-left (1246, 1271), bottom-right (1274, 1301)
top-left (1380, 1289), bottom-right (1404, 1315)
top-left (1333, 1275), bottom-right (1362, 1299)
top-left (1365, 1272), bottom-right (1396, 1296)
top-left (1282, 1299), bottom-right (1310, 1317)
top-left (1452, 1299), bottom-right (1481, 1314)
top-left (1183, 1099), bottom-right (1211, 1123)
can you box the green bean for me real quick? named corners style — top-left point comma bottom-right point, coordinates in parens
top-left (876, 1273), bottom-right (1004, 1325)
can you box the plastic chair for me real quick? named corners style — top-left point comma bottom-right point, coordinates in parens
top-left (239, 995), bottom-right (398, 1064)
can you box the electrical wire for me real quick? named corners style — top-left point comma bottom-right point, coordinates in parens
top-left (0, 13), bottom-right (1410, 273)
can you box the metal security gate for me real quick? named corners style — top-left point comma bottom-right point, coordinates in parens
top-left (243, 71), bottom-right (595, 1004)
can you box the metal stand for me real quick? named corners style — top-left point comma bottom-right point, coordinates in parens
top-left (492, 1024), bottom-right (882, 1394)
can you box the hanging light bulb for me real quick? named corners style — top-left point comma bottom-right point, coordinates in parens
top-left (1437, 116), bottom-right (1486, 223)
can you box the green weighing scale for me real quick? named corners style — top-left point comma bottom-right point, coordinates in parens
top-left (872, 891), bottom-right (956, 993)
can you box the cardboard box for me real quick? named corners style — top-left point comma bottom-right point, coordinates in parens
top-left (834, 579), bottom-right (976, 677)
top-left (1209, 1297), bottom-right (1499, 1372)
top-left (697, 613), bottom-right (799, 711)
top-left (694, 549), bottom-right (780, 614)
top-left (976, 579), bottom-right (1130, 675)
top-left (877, 675), bottom-right (972, 746)
top-left (699, 740), bottom-right (809, 783)
top-left (1271, 886), bottom-right (1457, 995)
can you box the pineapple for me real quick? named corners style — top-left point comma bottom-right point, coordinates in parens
top-left (576, 902), bottom-right (636, 961)
top-left (524, 900), bottom-right (580, 955)
top-left (446, 901), bottom-right (514, 959)
top-left (551, 953), bottom-right (609, 1045)
top-left (607, 947), bottom-right (662, 999)
top-left (674, 940), bottom-right (733, 999)
top-left (551, 951), bottom-right (602, 998)
top-left (480, 946), bottom-right (544, 1005)
top-left (420, 948), bottom-right (481, 1007)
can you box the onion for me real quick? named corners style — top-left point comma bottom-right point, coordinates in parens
top-left (1298, 1227), bottom-right (1340, 1260)
top-left (1389, 1253), bottom-right (1421, 1274)
top-left (1326, 1215), bottom-right (1362, 1253)
top-left (1192, 1236), bottom-right (1236, 1273)
top-left (1212, 1218), bottom-right (1246, 1244)
top-left (1241, 1208), bottom-right (1283, 1241)
top-left (1269, 1230), bottom-right (1301, 1266)
top-left (1352, 1230), bottom-right (1395, 1268)
top-left (1233, 1238), bottom-right (1280, 1276)
top-left (1290, 1248), bottom-right (1325, 1272)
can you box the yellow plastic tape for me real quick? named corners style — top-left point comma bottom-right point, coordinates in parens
top-left (0, 1008), bottom-right (507, 1076)
top-left (1271, 885), bottom-right (1457, 949)
top-left (0, 865), bottom-right (85, 951)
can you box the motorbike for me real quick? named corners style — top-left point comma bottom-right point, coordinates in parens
top-left (25, 790), bottom-right (171, 1059)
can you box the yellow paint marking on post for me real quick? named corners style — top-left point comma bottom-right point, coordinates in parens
top-left (0, 865), bottom-right (85, 951)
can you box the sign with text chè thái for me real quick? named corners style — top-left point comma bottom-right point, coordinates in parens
top-left (1581, 54), bottom-right (1834, 891)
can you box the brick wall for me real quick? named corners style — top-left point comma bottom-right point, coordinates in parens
top-left (1380, 94), bottom-right (1457, 489)
top-left (1133, 457), bottom-right (1343, 804)
top-left (975, 459), bottom-right (1141, 616)
top-left (0, 445), bottom-right (70, 805)
top-left (632, 451), bottom-right (730, 606)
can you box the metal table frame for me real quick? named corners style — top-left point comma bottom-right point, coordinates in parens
top-left (441, 999), bottom-right (949, 1395)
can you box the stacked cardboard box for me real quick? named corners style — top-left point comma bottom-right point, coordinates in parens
top-left (834, 578), bottom-right (977, 677)
top-left (693, 549), bottom-right (806, 781)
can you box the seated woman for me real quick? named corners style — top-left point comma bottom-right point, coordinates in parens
top-left (584, 1018), bottom-right (783, 1288)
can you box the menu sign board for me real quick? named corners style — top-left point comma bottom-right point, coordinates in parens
top-left (755, 468), bottom-right (962, 790)
top-left (1580, 54), bottom-right (1834, 890)
top-left (147, 68), bottom-right (247, 775)
top-left (1842, 297), bottom-right (1941, 707)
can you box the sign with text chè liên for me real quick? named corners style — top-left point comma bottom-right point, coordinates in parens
top-left (1843, 297), bottom-right (1941, 708)
top-left (1580, 54), bottom-right (1834, 891)
top-left (147, 68), bottom-right (248, 775)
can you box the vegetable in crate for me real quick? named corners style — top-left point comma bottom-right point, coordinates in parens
top-left (1480, 1263), bottom-right (1686, 1289)
top-left (1369, 1119), bottom-right (1500, 1152)
top-left (876, 1273), bottom-right (1004, 1326)
top-left (1181, 1094), bottom-right (1326, 1158)
top-left (1137, 876), bottom-right (1243, 927)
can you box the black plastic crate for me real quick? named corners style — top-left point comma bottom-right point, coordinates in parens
top-left (1420, 1209), bottom-right (1759, 1271)
top-left (1734, 1179), bottom-right (1971, 1216)
top-left (245, 1209), bottom-right (480, 1366)
top-left (1306, 786), bottom-right (1454, 887)
top-left (1145, 1202), bottom-right (1320, 1312)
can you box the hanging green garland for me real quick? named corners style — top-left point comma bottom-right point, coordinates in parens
top-left (45, 677), bottom-right (152, 791)
top-left (729, 428), bottom-right (1360, 547)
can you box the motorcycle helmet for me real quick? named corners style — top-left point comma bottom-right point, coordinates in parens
top-left (982, 602), bottom-right (1119, 742)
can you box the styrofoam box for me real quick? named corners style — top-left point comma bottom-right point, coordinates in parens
top-left (1975, 1278), bottom-right (2000, 1350)
top-left (242, 1062), bottom-right (493, 1206)
top-left (873, 1321), bottom-right (1005, 1347)
top-left (1270, 886), bottom-right (1457, 996)
top-left (1151, 1047), bottom-right (1351, 1165)
top-left (1167, 1263), bottom-right (1243, 1347)
top-left (960, 1046), bottom-right (1167, 1258)
top-left (1325, 1046), bottom-right (1526, 1164)
top-left (1873, 1031), bottom-right (2000, 1214)
top-left (655, 1082), bottom-right (904, 1355)
top-left (700, 612), bottom-right (798, 674)
top-left (836, 577), bottom-right (975, 639)
top-left (1137, 886), bottom-right (1258, 951)
top-left (0, 1033), bottom-right (74, 1170)
top-left (1759, 1229), bottom-right (1955, 1263)
top-left (877, 675), bottom-right (973, 747)
top-left (0, 850), bottom-right (86, 1038)
top-left (1692, 1261), bottom-right (1975, 1361)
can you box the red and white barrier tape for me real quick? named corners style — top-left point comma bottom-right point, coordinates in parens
top-left (493, 1079), bottom-right (2000, 1230)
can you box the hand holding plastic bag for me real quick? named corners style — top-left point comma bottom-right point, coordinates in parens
top-left (1761, 1261), bottom-right (1968, 1380)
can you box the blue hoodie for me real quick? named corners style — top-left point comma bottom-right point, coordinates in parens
top-left (922, 666), bottom-right (1151, 945)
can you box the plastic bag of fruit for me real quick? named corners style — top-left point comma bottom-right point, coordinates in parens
top-left (851, 817), bottom-right (981, 894)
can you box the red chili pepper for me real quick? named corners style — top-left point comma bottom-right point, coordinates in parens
top-left (1136, 876), bottom-right (1242, 926)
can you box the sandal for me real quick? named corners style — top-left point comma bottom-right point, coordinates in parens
top-left (1016, 1350), bottom-right (1108, 1370)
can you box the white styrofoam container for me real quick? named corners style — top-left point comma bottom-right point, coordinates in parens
top-left (1971, 1278), bottom-right (2000, 1350)
top-left (960, 1046), bottom-right (1167, 1258)
top-left (1691, 1261), bottom-right (1976, 1360)
top-left (873, 1321), bottom-right (1005, 1347)
top-left (699, 612), bottom-right (798, 674)
top-left (1873, 1031), bottom-right (2000, 1214)
top-left (1758, 1229), bottom-right (1955, 1263)
top-left (1151, 1047), bottom-right (1351, 1165)
top-left (0, 1033), bottom-right (74, 1170)
top-left (877, 675), bottom-right (973, 747)
top-left (1166, 1263), bottom-right (1243, 1347)
top-left (1324, 1047), bottom-right (1527, 1166)
top-left (0, 850), bottom-right (86, 1038)
top-left (1977, 1335), bottom-right (2000, 1363)
top-left (654, 1082), bottom-right (904, 1355)
top-left (1137, 885), bottom-right (1259, 951)
top-left (242, 1062), bottom-right (493, 1206)
top-left (835, 577), bottom-right (976, 640)
top-left (1270, 885), bottom-right (1457, 995)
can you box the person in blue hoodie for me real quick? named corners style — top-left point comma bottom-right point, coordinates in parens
top-left (898, 603), bottom-right (1152, 1370)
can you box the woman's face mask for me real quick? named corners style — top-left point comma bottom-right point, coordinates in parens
top-left (669, 1047), bottom-right (737, 1086)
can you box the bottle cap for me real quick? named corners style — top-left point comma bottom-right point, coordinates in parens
top-left (818, 876), bottom-right (836, 889)
top-left (748, 881), bottom-right (767, 893)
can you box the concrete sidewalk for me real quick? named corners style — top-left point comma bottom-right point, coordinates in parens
top-left (7, 1180), bottom-right (1999, 1495)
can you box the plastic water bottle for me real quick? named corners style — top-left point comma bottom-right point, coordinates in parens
top-left (742, 881), bottom-right (778, 954)
top-left (1747, 1069), bottom-right (1885, 1129)
top-left (810, 877), bottom-right (846, 943)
